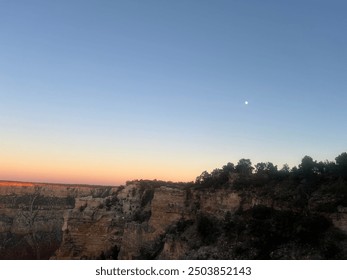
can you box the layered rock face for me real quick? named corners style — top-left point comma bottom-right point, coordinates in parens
top-left (0, 181), bottom-right (243, 259)
top-left (0, 180), bottom-right (346, 259)
top-left (0, 181), bottom-right (118, 259)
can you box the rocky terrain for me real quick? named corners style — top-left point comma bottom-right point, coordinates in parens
top-left (0, 176), bottom-right (347, 260)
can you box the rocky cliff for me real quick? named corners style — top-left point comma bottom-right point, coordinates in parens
top-left (0, 179), bottom-right (346, 260)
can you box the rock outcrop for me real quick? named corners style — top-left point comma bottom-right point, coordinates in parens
top-left (0, 181), bottom-right (118, 259)
top-left (0, 180), bottom-right (346, 260)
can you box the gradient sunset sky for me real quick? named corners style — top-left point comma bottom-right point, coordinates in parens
top-left (1, 0), bottom-right (346, 185)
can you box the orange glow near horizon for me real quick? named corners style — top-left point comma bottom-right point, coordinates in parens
top-left (1, 127), bottom-right (306, 186)
top-left (0, 132), bottom-right (211, 185)
top-left (0, 167), bottom-right (197, 186)
top-left (0, 154), bottom-right (202, 186)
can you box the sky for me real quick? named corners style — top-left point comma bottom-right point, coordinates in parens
top-left (0, 0), bottom-right (346, 185)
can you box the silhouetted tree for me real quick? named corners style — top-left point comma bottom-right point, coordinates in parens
top-left (315, 161), bottom-right (326, 175)
top-left (211, 168), bottom-right (225, 185)
top-left (266, 162), bottom-right (278, 175)
top-left (221, 162), bottom-right (235, 183)
top-left (275, 164), bottom-right (291, 179)
top-left (280, 164), bottom-right (290, 173)
top-left (255, 162), bottom-right (277, 177)
top-left (195, 171), bottom-right (212, 186)
top-left (211, 168), bottom-right (222, 178)
top-left (336, 152), bottom-right (347, 179)
top-left (255, 162), bottom-right (267, 173)
top-left (222, 162), bottom-right (235, 174)
top-left (324, 160), bottom-right (338, 177)
top-left (299, 156), bottom-right (316, 177)
top-left (236, 159), bottom-right (254, 176)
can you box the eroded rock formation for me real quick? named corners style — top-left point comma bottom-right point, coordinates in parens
top-left (0, 180), bottom-right (346, 259)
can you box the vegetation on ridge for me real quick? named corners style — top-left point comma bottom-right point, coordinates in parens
top-left (126, 152), bottom-right (347, 259)
top-left (195, 152), bottom-right (347, 188)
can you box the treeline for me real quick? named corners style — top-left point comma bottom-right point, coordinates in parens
top-left (125, 179), bottom-right (193, 188)
top-left (195, 152), bottom-right (347, 188)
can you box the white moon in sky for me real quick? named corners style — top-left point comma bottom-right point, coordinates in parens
top-left (245, 101), bottom-right (248, 105)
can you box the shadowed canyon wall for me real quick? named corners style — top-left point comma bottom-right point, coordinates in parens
top-left (0, 180), bottom-right (346, 259)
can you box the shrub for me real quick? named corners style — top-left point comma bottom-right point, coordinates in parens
top-left (197, 215), bottom-right (220, 244)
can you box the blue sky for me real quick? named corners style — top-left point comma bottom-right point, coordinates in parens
top-left (0, 0), bottom-right (346, 184)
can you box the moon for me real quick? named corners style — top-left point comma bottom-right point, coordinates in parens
top-left (244, 101), bottom-right (249, 105)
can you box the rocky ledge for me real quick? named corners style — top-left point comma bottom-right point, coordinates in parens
top-left (0, 179), bottom-right (346, 259)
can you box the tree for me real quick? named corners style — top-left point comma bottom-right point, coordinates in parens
top-left (236, 158), bottom-right (254, 176)
top-left (211, 168), bottom-right (222, 178)
top-left (255, 162), bottom-right (267, 174)
top-left (221, 162), bottom-right (235, 183)
top-left (280, 164), bottom-right (290, 173)
top-left (195, 171), bottom-right (211, 186)
top-left (222, 162), bottom-right (235, 174)
top-left (335, 152), bottom-right (347, 178)
top-left (210, 168), bottom-right (224, 185)
top-left (265, 162), bottom-right (278, 175)
top-left (324, 160), bottom-right (337, 176)
top-left (335, 152), bottom-right (347, 166)
top-left (276, 164), bottom-right (291, 179)
top-left (255, 162), bottom-right (277, 175)
top-left (299, 156), bottom-right (316, 176)
top-left (195, 162), bottom-right (236, 187)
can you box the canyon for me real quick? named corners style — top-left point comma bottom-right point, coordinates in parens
top-left (0, 179), bottom-right (346, 259)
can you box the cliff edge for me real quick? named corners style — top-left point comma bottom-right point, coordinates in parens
top-left (0, 177), bottom-right (346, 259)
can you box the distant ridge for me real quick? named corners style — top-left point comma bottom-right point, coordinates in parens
top-left (0, 179), bottom-right (118, 188)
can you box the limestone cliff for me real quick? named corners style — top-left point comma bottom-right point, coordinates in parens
top-left (0, 181), bottom-right (118, 259)
top-left (0, 180), bottom-right (346, 259)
